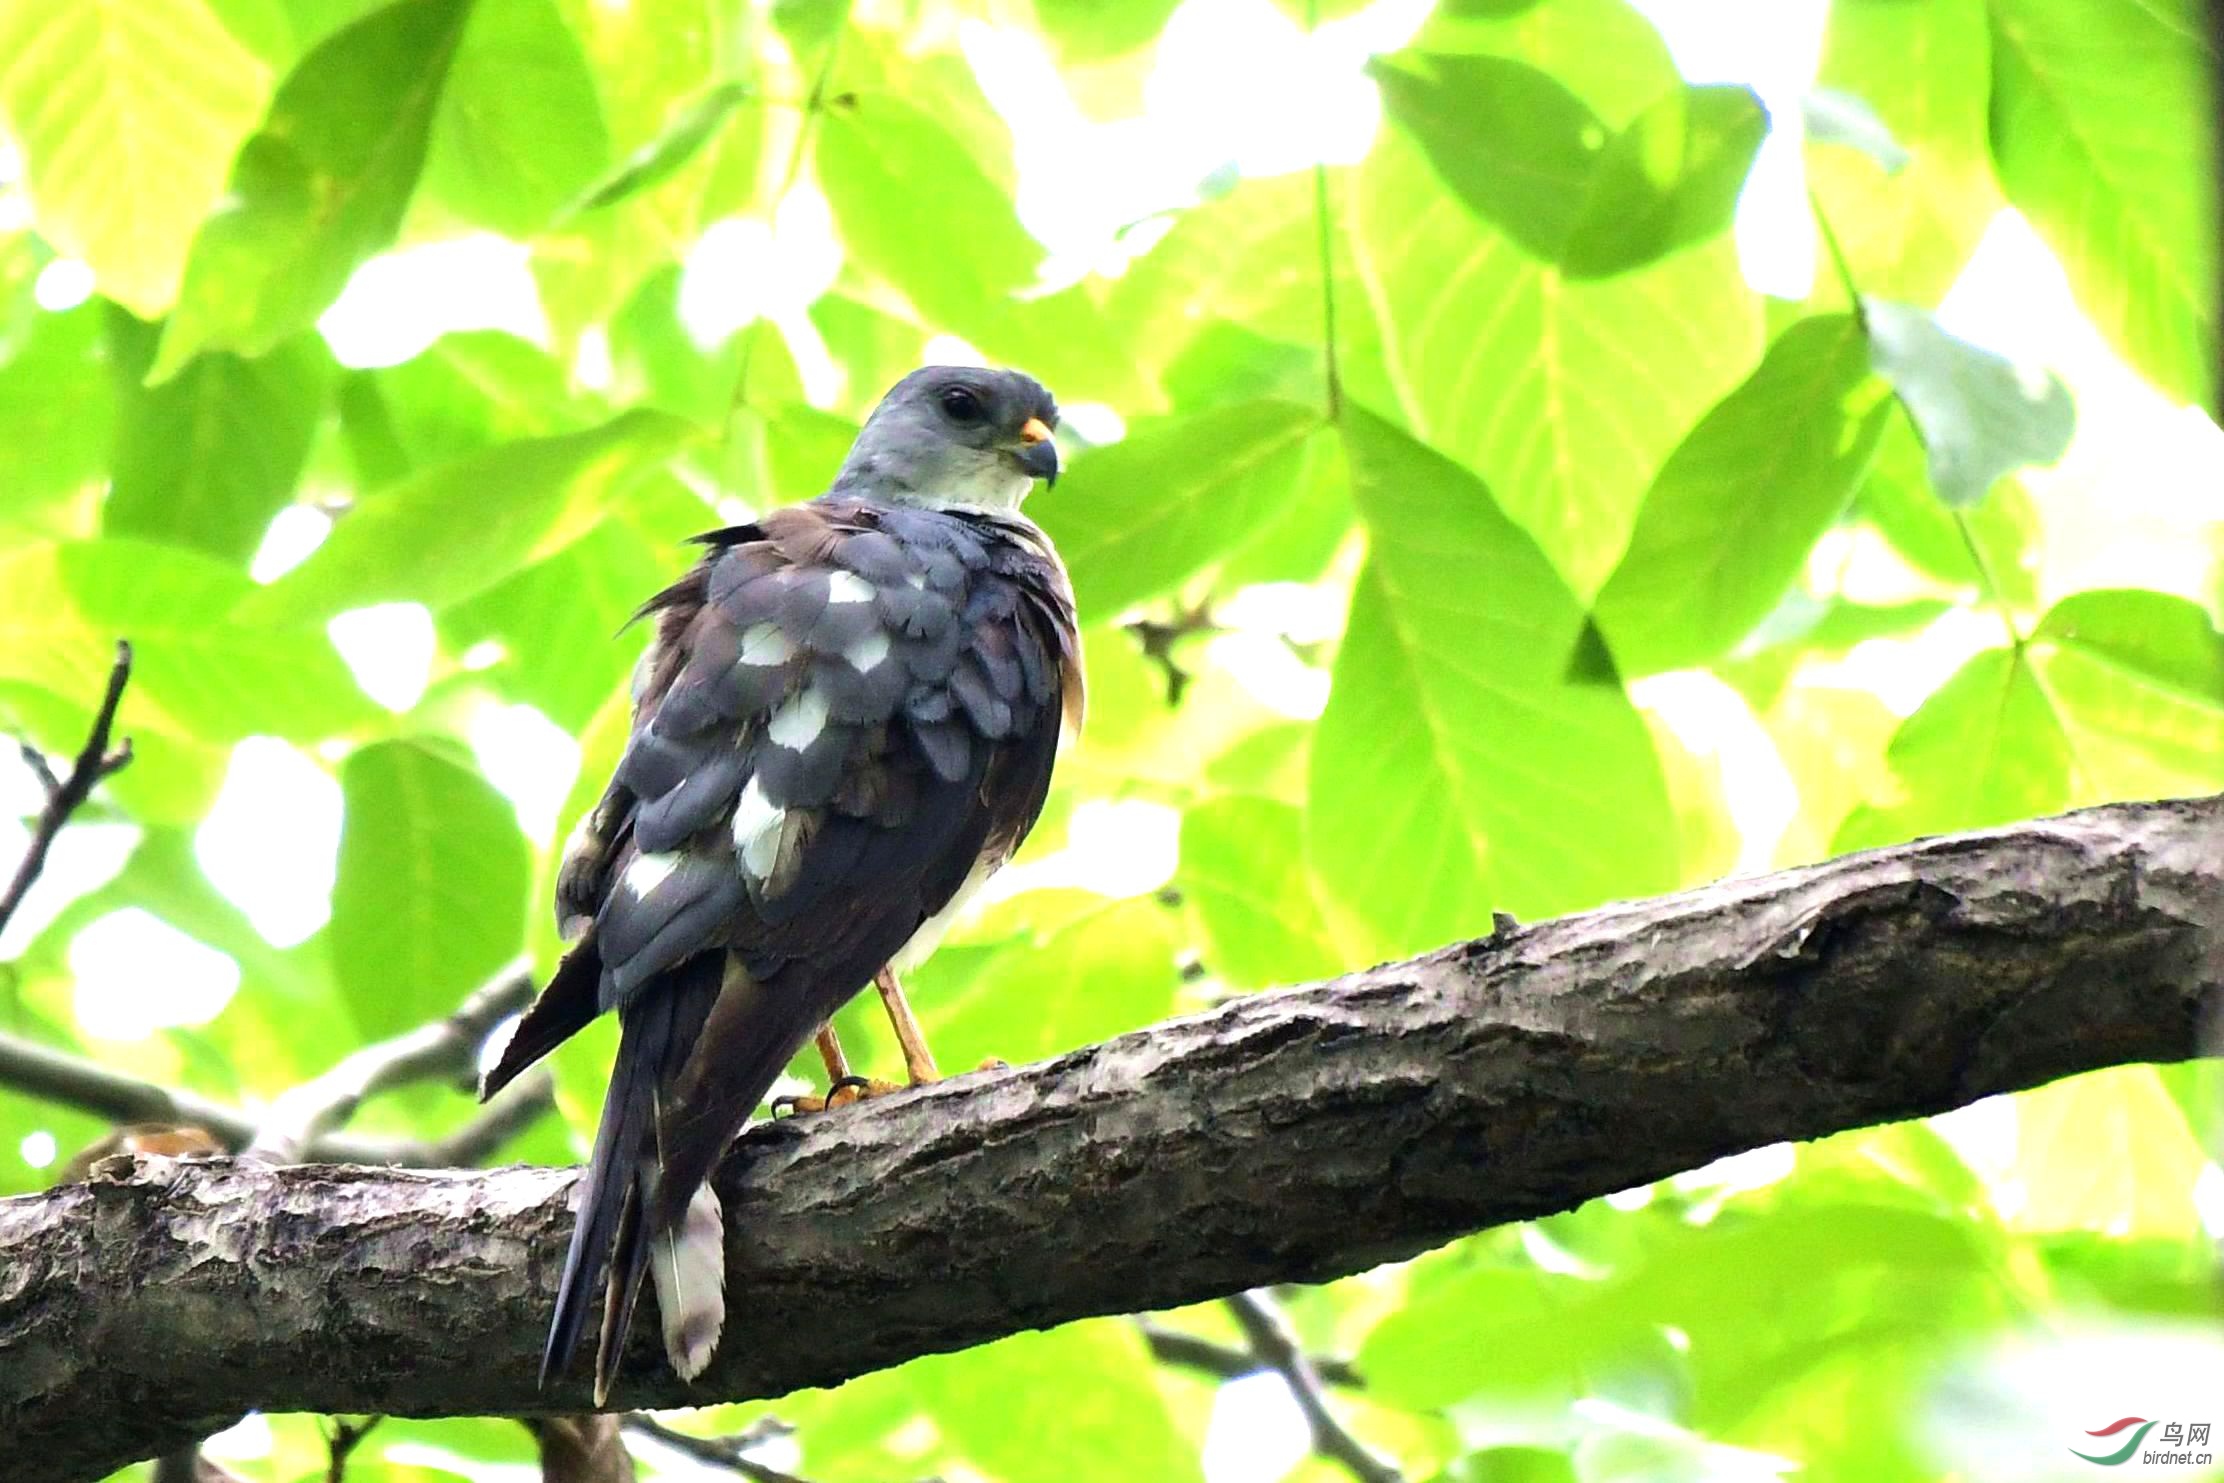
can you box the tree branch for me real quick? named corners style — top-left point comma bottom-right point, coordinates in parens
top-left (1224, 1291), bottom-right (1400, 1483)
top-left (243, 971), bottom-right (537, 1163)
top-left (4, 796), bottom-right (2220, 1481)
top-left (0, 982), bottom-right (553, 1169)
top-left (1, 640), bottom-right (133, 940)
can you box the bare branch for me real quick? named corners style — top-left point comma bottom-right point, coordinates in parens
top-left (1224, 1291), bottom-right (1400, 1483)
top-left (1, 640), bottom-right (134, 940)
top-left (525, 1416), bottom-right (637, 1483)
top-left (244, 971), bottom-right (536, 1163)
top-left (0, 984), bottom-right (551, 1169)
top-left (621, 1416), bottom-right (823, 1482)
top-left (3, 796), bottom-right (2220, 1480)
top-left (1138, 1320), bottom-right (1363, 1388)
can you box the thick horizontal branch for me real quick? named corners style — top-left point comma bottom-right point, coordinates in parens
top-left (5, 797), bottom-right (2221, 1480)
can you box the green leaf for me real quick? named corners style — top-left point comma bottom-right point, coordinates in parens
top-left (920, 896), bottom-right (1181, 1072)
top-left (567, 80), bottom-right (752, 215)
top-left (349, 330), bottom-right (582, 477)
top-left (0, 538), bottom-right (374, 747)
top-left (1835, 647), bottom-right (2072, 851)
top-left (1309, 408), bottom-right (1676, 959)
top-left (1370, 43), bottom-right (1763, 280)
top-left (2033, 588), bottom-right (2224, 798)
top-left (330, 737), bottom-right (530, 1038)
top-left (1988, 0), bottom-right (2217, 406)
top-left (0, 0), bottom-right (271, 317)
top-left (1558, 84), bottom-right (1769, 278)
top-left (1366, 51), bottom-right (1602, 264)
top-left (1179, 796), bottom-right (1342, 989)
top-left (1029, 401), bottom-right (1321, 624)
top-left (420, 0), bottom-right (610, 236)
top-left (904, 1322), bottom-right (1203, 1483)
top-left (1034, 0), bottom-right (1182, 56)
top-left (105, 314), bottom-right (335, 564)
top-left (0, 302), bottom-right (113, 518)
top-left (1349, 131), bottom-right (1763, 594)
top-left (1363, 1203), bottom-right (1995, 1416)
top-left (150, 0), bottom-right (474, 380)
top-left (438, 507), bottom-right (687, 731)
top-left (1809, 0), bottom-right (1998, 301)
top-left (1592, 314), bottom-right (1893, 675)
top-left (246, 407), bottom-right (694, 624)
top-left (1863, 300), bottom-right (2074, 507)
top-left (815, 92), bottom-right (1039, 331)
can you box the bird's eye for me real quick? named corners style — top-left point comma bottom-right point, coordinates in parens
top-left (939, 386), bottom-right (986, 424)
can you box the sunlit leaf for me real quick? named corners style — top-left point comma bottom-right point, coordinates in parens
top-left (1349, 131), bottom-right (1762, 594)
top-left (567, 80), bottom-right (753, 214)
top-left (0, 0), bottom-right (270, 317)
top-left (1835, 647), bottom-right (2072, 851)
top-left (1310, 407), bottom-right (1676, 958)
top-left (905, 1322), bottom-right (1203, 1483)
top-left (105, 314), bottom-right (335, 564)
top-left (921, 896), bottom-right (1182, 1071)
top-left (1988, 0), bottom-right (2217, 406)
top-left (1864, 300), bottom-right (2074, 508)
top-left (1809, 0), bottom-right (1998, 301)
top-left (0, 538), bottom-right (375, 747)
top-left (1179, 796), bottom-right (1342, 988)
top-left (421, 0), bottom-right (611, 236)
top-left (1559, 83), bottom-right (1768, 278)
top-left (150, 0), bottom-right (473, 380)
top-left (2011, 1066), bottom-right (2212, 1238)
top-left (1594, 314), bottom-right (1893, 675)
top-left (246, 407), bottom-right (695, 624)
top-left (330, 736), bottom-right (530, 1041)
top-left (1031, 400), bottom-right (1321, 623)
top-left (0, 301), bottom-right (113, 517)
top-left (2032, 588), bottom-right (2224, 798)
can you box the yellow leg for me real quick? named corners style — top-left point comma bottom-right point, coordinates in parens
top-left (875, 965), bottom-right (942, 1084)
top-left (813, 1022), bottom-right (852, 1084)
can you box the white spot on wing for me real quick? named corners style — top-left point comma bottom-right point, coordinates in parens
top-left (730, 777), bottom-right (785, 881)
top-left (738, 622), bottom-right (794, 666)
top-left (844, 629), bottom-right (891, 673)
top-left (623, 851), bottom-right (683, 898)
top-left (826, 571), bottom-right (875, 605)
top-left (768, 686), bottom-right (829, 750)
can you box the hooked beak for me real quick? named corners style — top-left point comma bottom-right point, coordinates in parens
top-left (1016, 416), bottom-right (1060, 486)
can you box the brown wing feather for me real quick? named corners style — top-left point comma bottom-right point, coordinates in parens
top-left (507, 495), bottom-right (1076, 1390)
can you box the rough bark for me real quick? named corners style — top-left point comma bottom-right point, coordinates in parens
top-left (4, 796), bottom-right (2220, 1482)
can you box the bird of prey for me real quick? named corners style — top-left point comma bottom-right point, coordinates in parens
top-left (479, 366), bottom-right (1080, 1402)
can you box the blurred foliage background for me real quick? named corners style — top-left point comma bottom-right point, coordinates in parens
top-left (0, 0), bottom-right (2219, 1478)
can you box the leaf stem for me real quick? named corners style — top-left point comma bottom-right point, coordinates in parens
top-left (727, 15), bottom-right (849, 422)
top-left (1807, 186), bottom-right (1866, 327)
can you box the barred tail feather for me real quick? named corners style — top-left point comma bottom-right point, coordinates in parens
top-left (652, 1184), bottom-right (727, 1380)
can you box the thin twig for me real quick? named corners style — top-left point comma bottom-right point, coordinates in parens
top-left (1224, 1290), bottom-right (1402, 1483)
top-left (1, 640), bottom-right (133, 940)
top-left (323, 1416), bottom-right (380, 1483)
top-left (0, 980), bottom-right (553, 1168)
top-left (245, 971), bottom-right (537, 1163)
top-left (1137, 1318), bottom-right (1363, 1388)
top-left (620, 1415), bottom-right (825, 1483)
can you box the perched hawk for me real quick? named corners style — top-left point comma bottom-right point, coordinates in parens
top-left (481, 366), bottom-right (1080, 1401)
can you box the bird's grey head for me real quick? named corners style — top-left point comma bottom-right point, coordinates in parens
top-left (831, 366), bottom-right (1061, 512)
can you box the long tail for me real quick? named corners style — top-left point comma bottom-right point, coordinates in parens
top-left (542, 953), bottom-right (721, 1398)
